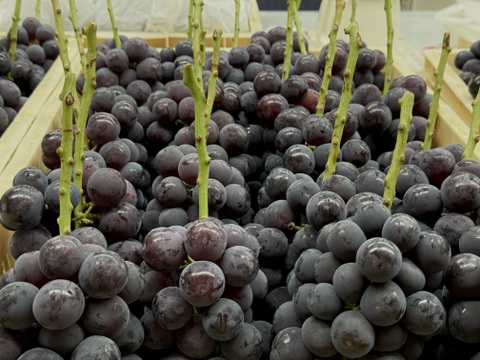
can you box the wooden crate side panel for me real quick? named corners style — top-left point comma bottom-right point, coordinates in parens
top-left (0, 50), bottom-right (65, 175)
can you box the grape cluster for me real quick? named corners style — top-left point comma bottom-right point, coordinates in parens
top-left (0, 17), bottom-right (59, 135)
top-left (1, 24), bottom-right (480, 359)
top-left (454, 39), bottom-right (480, 98)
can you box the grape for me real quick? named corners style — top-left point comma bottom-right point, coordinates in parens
top-left (81, 295), bottom-right (130, 338)
top-left (306, 282), bottom-right (342, 321)
top-left (98, 202), bottom-right (142, 241)
top-left (351, 201), bottom-right (391, 238)
top-left (0, 281), bottom-right (38, 330)
top-left (444, 253), bottom-right (480, 298)
top-left (381, 213), bottom-right (421, 253)
top-left (175, 315), bottom-right (216, 358)
top-left (8, 224), bottom-right (52, 259)
top-left (218, 245), bottom-right (259, 287)
top-left (184, 217), bottom-right (227, 261)
top-left (32, 279), bottom-right (84, 330)
top-left (301, 316), bottom-right (337, 357)
top-left (151, 286), bottom-right (193, 331)
top-left (37, 323), bottom-right (85, 357)
top-left (305, 191), bottom-right (347, 231)
top-left (0, 185), bottom-right (44, 230)
top-left (179, 261), bottom-right (225, 308)
top-left (325, 219), bottom-right (367, 262)
top-left (219, 322), bottom-right (264, 360)
top-left (78, 250), bottom-right (128, 299)
top-left (142, 227), bottom-right (186, 272)
top-left (12, 251), bottom-right (50, 287)
top-left (360, 280), bottom-right (406, 326)
top-left (331, 310), bottom-right (375, 358)
top-left (86, 112), bottom-right (121, 146)
top-left (140, 310), bottom-right (175, 350)
top-left (202, 297), bottom-right (244, 341)
top-left (371, 323), bottom-right (408, 353)
top-left (356, 237), bottom-right (402, 283)
top-left (112, 314), bottom-right (144, 355)
top-left (394, 257), bottom-right (426, 295)
top-left (459, 225), bottom-right (480, 256)
top-left (86, 168), bottom-right (127, 208)
top-left (71, 226), bottom-right (108, 248)
top-left (38, 235), bottom-right (86, 280)
top-left (70, 335), bottom-right (121, 360)
top-left (16, 347), bottom-right (63, 359)
top-left (409, 230), bottom-right (451, 274)
top-left (402, 291), bottom-right (445, 336)
top-left (332, 262), bottom-right (369, 305)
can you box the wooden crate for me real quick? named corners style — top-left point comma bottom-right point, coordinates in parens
top-left (0, 38), bottom-right (82, 275)
top-left (423, 48), bottom-right (473, 128)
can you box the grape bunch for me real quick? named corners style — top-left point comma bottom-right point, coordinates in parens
top-left (0, 17), bottom-right (59, 135)
top-left (1, 22), bottom-right (480, 359)
top-left (454, 39), bottom-right (480, 98)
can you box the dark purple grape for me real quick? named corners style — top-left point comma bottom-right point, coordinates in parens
top-left (32, 279), bottom-right (84, 331)
top-left (0, 185), bottom-right (44, 230)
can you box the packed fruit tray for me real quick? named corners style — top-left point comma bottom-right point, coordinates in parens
top-left (0, 41), bottom-right (473, 275)
top-left (423, 47), bottom-right (474, 127)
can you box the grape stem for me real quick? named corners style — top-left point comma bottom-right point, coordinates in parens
top-left (233, 0), bottom-right (240, 48)
top-left (293, 0), bottom-right (307, 55)
top-left (8, 0), bottom-right (22, 64)
top-left (36, 0), bottom-right (41, 19)
top-left (316, 0), bottom-right (346, 116)
top-left (188, 0), bottom-right (194, 40)
top-left (383, 91), bottom-right (414, 209)
top-left (383, 0), bottom-right (394, 95)
top-left (281, 0), bottom-right (295, 82)
top-left (323, 22), bottom-right (361, 180)
top-left (73, 22), bottom-right (98, 229)
top-left (350, 0), bottom-right (357, 23)
top-left (57, 72), bottom-right (76, 235)
top-left (68, 0), bottom-right (87, 70)
top-left (191, 0), bottom-right (206, 85)
top-left (183, 28), bottom-right (222, 219)
top-left (51, 0), bottom-right (78, 235)
top-left (422, 32), bottom-right (451, 149)
top-left (463, 70), bottom-right (480, 159)
top-left (106, 0), bottom-right (121, 48)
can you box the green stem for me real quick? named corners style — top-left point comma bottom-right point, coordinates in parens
top-left (462, 75), bottom-right (480, 160)
top-left (293, 0), bottom-right (307, 55)
top-left (191, 0), bottom-right (205, 86)
top-left (383, 91), bottom-right (414, 209)
top-left (205, 29), bottom-right (222, 122)
top-left (383, 0), bottom-right (394, 95)
top-left (188, 0), bottom-right (194, 40)
top-left (282, 0), bottom-right (295, 82)
top-left (106, 0), bottom-right (121, 48)
top-left (233, 0), bottom-right (240, 48)
top-left (316, 0), bottom-right (345, 116)
top-left (57, 73), bottom-right (76, 235)
top-left (36, 0), bottom-right (41, 19)
top-left (184, 65), bottom-right (209, 218)
top-left (68, 0), bottom-right (86, 70)
top-left (422, 32), bottom-right (451, 149)
top-left (51, 0), bottom-right (71, 73)
top-left (73, 22), bottom-right (97, 229)
top-left (8, 0), bottom-right (22, 63)
top-left (323, 22), bottom-right (361, 180)
top-left (350, 0), bottom-right (357, 23)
